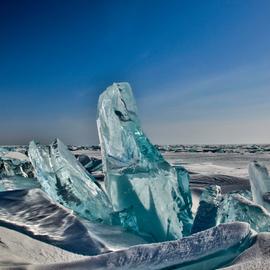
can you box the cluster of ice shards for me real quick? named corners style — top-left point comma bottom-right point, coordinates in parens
top-left (193, 162), bottom-right (270, 233)
top-left (0, 157), bottom-right (34, 178)
top-left (28, 139), bottom-right (113, 223)
top-left (193, 189), bottom-right (270, 233)
top-left (217, 193), bottom-right (270, 233)
top-left (215, 161), bottom-right (270, 233)
top-left (97, 82), bottom-right (193, 241)
top-left (2, 82), bottom-right (270, 269)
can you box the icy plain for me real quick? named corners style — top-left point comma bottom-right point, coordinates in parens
top-left (0, 83), bottom-right (270, 269)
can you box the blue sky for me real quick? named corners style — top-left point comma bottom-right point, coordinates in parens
top-left (1, 0), bottom-right (270, 145)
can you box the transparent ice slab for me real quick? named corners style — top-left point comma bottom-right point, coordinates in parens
top-left (97, 82), bottom-right (192, 241)
top-left (28, 139), bottom-right (113, 223)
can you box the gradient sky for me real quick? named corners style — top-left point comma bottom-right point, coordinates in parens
top-left (1, 0), bottom-right (270, 145)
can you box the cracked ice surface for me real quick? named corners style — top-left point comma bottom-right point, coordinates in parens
top-left (97, 82), bottom-right (193, 241)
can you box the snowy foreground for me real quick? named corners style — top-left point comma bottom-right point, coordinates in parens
top-left (1, 83), bottom-right (270, 269)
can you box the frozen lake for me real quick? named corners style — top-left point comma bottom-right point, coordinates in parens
top-left (73, 147), bottom-right (270, 178)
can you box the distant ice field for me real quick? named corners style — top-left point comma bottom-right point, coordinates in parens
top-left (163, 151), bottom-right (270, 178)
top-left (73, 148), bottom-right (270, 178)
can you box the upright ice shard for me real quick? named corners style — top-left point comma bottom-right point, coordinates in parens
top-left (28, 141), bottom-right (60, 201)
top-left (192, 186), bottom-right (270, 233)
top-left (249, 161), bottom-right (270, 212)
top-left (50, 139), bottom-right (113, 223)
top-left (192, 185), bottom-right (221, 234)
top-left (29, 139), bottom-right (113, 223)
top-left (0, 155), bottom-right (37, 191)
top-left (97, 82), bottom-right (193, 241)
